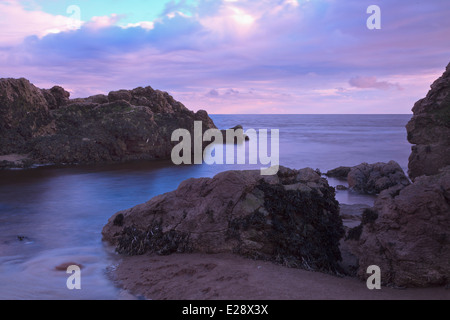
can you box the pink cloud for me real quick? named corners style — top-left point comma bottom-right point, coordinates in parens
top-left (349, 76), bottom-right (403, 91)
top-left (0, 1), bottom-right (77, 46)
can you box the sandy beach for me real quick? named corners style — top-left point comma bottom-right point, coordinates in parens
top-left (112, 253), bottom-right (449, 300)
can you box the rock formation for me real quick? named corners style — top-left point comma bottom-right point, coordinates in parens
top-left (406, 62), bottom-right (450, 180)
top-left (326, 161), bottom-right (410, 195)
top-left (325, 166), bottom-right (352, 180)
top-left (0, 78), bottom-right (53, 155)
top-left (0, 78), bottom-right (216, 166)
top-left (347, 161), bottom-right (410, 195)
top-left (345, 63), bottom-right (450, 288)
top-left (102, 167), bottom-right (345, 274)
top-left (347, 166), bottom-right (450, 287)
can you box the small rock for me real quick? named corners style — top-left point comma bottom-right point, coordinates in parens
top-left (325, 166), bottom-right (352, 179)
top-left (55, 262), bottom-right (84, 271)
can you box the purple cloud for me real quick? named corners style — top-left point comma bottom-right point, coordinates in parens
top-left (1, 0), bottom-right (449, 113)
top-left (206, 89), bottom-right (219, 97)
top-left (349, 76), bottom-right (403, 90)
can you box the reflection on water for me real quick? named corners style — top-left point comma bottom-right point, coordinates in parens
top-left (0, 114), bottom-right (411, 299)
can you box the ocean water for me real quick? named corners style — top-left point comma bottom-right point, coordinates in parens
top-left (0, 114), bottom-right (412, 300)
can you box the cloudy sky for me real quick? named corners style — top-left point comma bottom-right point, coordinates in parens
top-left (1, 0), bottom-right (449, 113)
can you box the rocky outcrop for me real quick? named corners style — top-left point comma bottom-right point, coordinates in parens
top-left (0, 78), bottom-right (53, 154)
top-left (347, 166), bottom-right (450, 287)
top-left (406, 63), bottom-right (450, 180)
top-left (102, 167), bottom-right (345, 274)
top-left (0, 78), bottom-right (216, 166)
top-left (347, 161), bottom-right (410, 195)
top-left (326, 161), bottom-right (410, 195)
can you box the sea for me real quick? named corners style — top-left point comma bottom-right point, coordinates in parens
top-left (0, 114), bottom-right (412, 299)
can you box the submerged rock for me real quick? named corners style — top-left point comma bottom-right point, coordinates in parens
top-left (102, 167), bottom-right (345, 274)
top-left (406, 62), bottom-right (450, 180)
top-left (54, 262), bottom-right (84, 271)
top-left (347, 166), bottom-right (450, 287)
top-left (0, 78), bottom-right (217, 167)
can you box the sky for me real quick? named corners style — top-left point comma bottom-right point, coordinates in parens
top-left (0, 0), bottom-right (449, 114)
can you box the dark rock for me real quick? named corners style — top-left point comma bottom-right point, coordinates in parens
top-left (220, 124), bottom-right (250, 143)
top-left (195, 110), bottom-right (216, 130)
top-left (41, 86), bottom-right (70, 110)
top-left (113, 213), bottom-right (124, 227)
top-left (102, 167), bottom-right (345, 274)
top-left (339, 203), bottom-right (371, 229)
top-left (348, 166), bottom-right (450, 287)
top-left (325, 166), bottom-right (352, 179)
top-left (0, 78), bottom-right (217, 167)
top-left (55, 262), bottom-right (84, 271)
top-left (406, 62), bottom-right (450, 179)
top-left (347, 161), bottom-right (410, 194)
top-left (108, 90), bottom-right (132, 103)
top-left (345, 208), bottom-right (378, 241)
top-left (0, 78), bottom-right (53, 154)
top-left (86, 94), bottom-right (109, 104)
top-left (336, 185), bottom-right (348, 190)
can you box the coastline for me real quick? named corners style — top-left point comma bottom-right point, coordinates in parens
top-left (107, 199), bottom-right (449, 300)
top-left (111, 252), bottom-right (449, 300)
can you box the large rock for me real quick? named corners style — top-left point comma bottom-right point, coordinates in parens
top-left (0, 78), bottom-right (217, 166)
top-left (347, 166), bottom-right (450, 287)
top-left (0, 78), bottom-right (53, 154)
top-left (347, 161), bottom-right (410, 195)
top-left (102, 167), bottom-right (345, 274)
top-left (406, 62), bottom-right (450, 180)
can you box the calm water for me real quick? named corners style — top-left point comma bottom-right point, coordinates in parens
top-left (0, 114), bottom-right (412, 299)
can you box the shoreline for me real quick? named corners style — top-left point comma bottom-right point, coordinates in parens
top-left (111, 252), bottom-right (449, 300)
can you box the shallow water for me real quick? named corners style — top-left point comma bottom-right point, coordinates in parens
top-left (0, 114), bottom-right (412, 299)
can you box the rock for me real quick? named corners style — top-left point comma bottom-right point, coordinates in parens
top-left (347, 161), bottom-right (410, 195)
top-left (102, 167), bottom-right (345, 274)
top-left (406, 62), bottom-right (450, 180)
top-left (86, 94), bottom-right (109, 104)
top-left (339, 204), bottom-right (371, 229)
top-left (336, 185), bottom-right (348, 190)
top-left (220, 125), bottom-right (250, 143)
top-left (195, 110), bottom-right (216, 130)
top-left (129, 86), bottom-right (188, 114)
top-left (325, 166), bottom-right (352, 179)
top-left (0, 78), bottom-right (53, 154)
top-left (41, 86), bottom-right (70, 110)
top-left (55, 262), bottom-right (84, 271)
top-left (348, 166), bottom-right (450, 287)
top-left (108, 90), bottom-right (132, 103)
top-left (0, 78), bottom-right (217, 167)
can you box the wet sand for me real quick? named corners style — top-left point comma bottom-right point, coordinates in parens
top-left (112, 253), bottom-right (449, 300)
